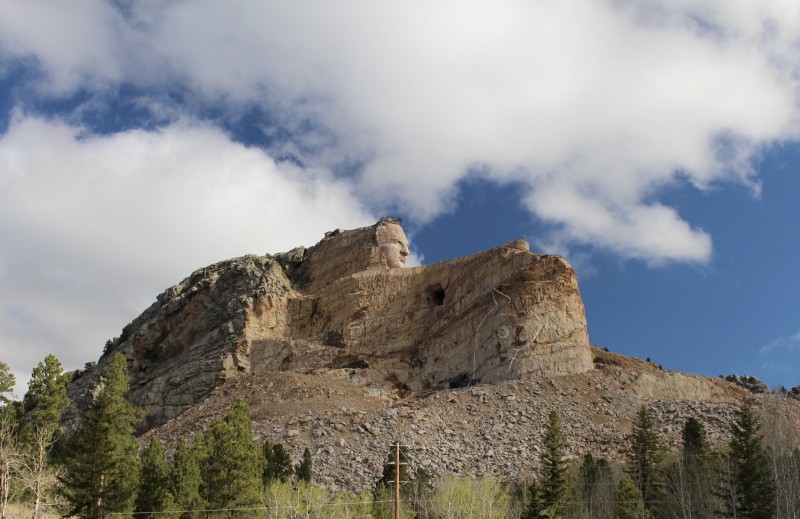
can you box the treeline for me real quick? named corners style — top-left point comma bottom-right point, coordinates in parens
top-left (1, 354), bottom-right (800, 518)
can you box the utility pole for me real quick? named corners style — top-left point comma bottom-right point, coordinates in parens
top-left (394, 441), bottom-right (401, 519)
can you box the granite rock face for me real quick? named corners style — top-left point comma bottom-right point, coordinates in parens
top-left (64, 219), bottom-right (593, 430)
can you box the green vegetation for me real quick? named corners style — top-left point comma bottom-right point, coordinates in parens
top-left (263, 439), bottom-right (294, 485)
top-left (58, 353), bottom-right (145, 518)
top-left (170, 437), bottom-right (203, 515)
top-left (0, 362), bottom-right (14, 405)
top-left (135, 437), bottom-right (172, 518)
top-left (296, 447), bottom-right (313, 483)
top-left (722, 398), bottom-right (776, 519)
top-left (626, 406), bottom-right (664, 513)
top-left (615, 476), bottom-right (652, 519)
top-left (21, 355), bottom-right (70, 519)
top-left (197, 398), bottom-right (263, 512)
top-left (523, 410), bottom-right (571, 518)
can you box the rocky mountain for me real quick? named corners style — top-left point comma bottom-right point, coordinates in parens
top-left (64, 218), bottom-right (800, 491)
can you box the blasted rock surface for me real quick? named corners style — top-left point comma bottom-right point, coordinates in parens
top-left (65, 219), bottom-right (592, 430)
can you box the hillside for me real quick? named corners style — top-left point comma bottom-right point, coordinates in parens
top-left (64, 218), bottom-right (800, 491)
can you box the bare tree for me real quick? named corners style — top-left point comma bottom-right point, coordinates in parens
top-left (19, 423), bottom-right (63, 519)
top-left (0, 409), bottom-right (21, 519)
top-left (576, 453), bottom-right (617, 519)
top-left (762, 409), bottom-right (800, 519)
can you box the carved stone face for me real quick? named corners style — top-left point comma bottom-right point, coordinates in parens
top-left (376, 223), bottom-right (410, 268)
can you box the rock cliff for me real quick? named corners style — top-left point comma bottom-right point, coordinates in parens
top-left (63, 218), bottom-right (800, 491)
top-left (64, 218), bottom-right (593, 429)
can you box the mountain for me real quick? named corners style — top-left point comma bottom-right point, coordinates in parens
top-left (64, 218), bottom-right (800, 491)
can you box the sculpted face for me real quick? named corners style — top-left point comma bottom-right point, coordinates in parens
top-left (376, 223), bottom-right (410, 268)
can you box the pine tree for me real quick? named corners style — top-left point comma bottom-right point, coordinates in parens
top-left (681, 417), bottom-right (708, 459)
top-left (198, 398), bottom-right (263, 511)
top-left (0, 362), bottom-right (13, 405)
top-left (626, 406), bottom-right (663, 511)
top-left (170, 437), bottom-right (203, 516)
top-left (23, 354), bottom-right (70, 425)
top-left (724, 398), bottom-right (775, 519)
top-left (616, 476), bottom-right (653, 519)
top-left (262, 440), bottom-right (294, 484)
top-left (135, 437), bottom-right (171, 518)
top-left (296, 448), bottom-right (313, 483)
top-left (521, 480), bottom-right (543, 519)
top-left (21, 355), bottom-right (70, 519)
top-left (539, 410), bottom-right (568, 514)
top-left (58, 353), bottom-right (145, 518)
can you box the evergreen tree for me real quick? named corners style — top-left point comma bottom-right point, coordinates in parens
top-left (198, 398), bottom-right (263, 512)
top-left (135, 437), bottom-right (171, 517)
top-left (21, 355), bottom-right (70, 519)
top-left (723, 398), bottom-right (775, 519)
top-left (681, 417), bottom-right (708, 459)
top-left (626, 406), bottom-right (663, 511)
top-left (539, 410), bottom-right (569, 514)
top-left (521, 480), bottom-right (543, 519)
top-left (23, 354), bottom-right (70, 425)
top-left (58, 353), bottom-right (145, 518)
top-left (616, 476), bottom-right (653, 519)
top-left (262, 441), bottom-right (294, 484)
top-left (296, 448), bottom-right (313, 483)
top-left (170, 437), bottom-right (203, 517)
top-left (525, 410), bottom-right (570, 518)
top-left (0, 362), bottom-right (13, 405)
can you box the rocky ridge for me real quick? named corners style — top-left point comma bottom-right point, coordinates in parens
top-left (66, 219), bottom-right (594, 430)
top-left (62, 218), bottom-right (800, 491)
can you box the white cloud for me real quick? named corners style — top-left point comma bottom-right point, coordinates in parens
top-left (1, 2), bottom-right (798, 263)
top-left (0, 115), bottom-right (375, 395)
top-left (2, 0), bottom-right (800, 389)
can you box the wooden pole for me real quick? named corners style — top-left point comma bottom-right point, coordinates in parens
top-left (394, 441), bottom-right (401, 519)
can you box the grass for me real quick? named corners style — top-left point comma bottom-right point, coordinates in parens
top-left (6, 502), bottom-right (62, 518)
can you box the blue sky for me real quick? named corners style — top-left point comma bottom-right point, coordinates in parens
top-left (1, 1), bottom-right (798, 397)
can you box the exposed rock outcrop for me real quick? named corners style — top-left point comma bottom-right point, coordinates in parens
top-left (724, 374), bottom-right (769, 394)
top-left (65, 219), bottom-right (593, 429)
top-left (64, 218), bottom-right (800, 491)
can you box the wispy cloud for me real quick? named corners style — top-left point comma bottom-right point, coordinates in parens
top-left (760, 331), bottom-right (800, 355)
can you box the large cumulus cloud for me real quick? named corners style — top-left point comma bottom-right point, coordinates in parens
top-left (1, 1), bottom-right (797, 262)
top-left (0, 115), bottom-right (374, 392)
top-left (1, 0), bottom-right (800, 389)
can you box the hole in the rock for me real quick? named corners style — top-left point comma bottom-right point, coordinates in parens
top-left (426, 284), bottom-right (446, 306)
